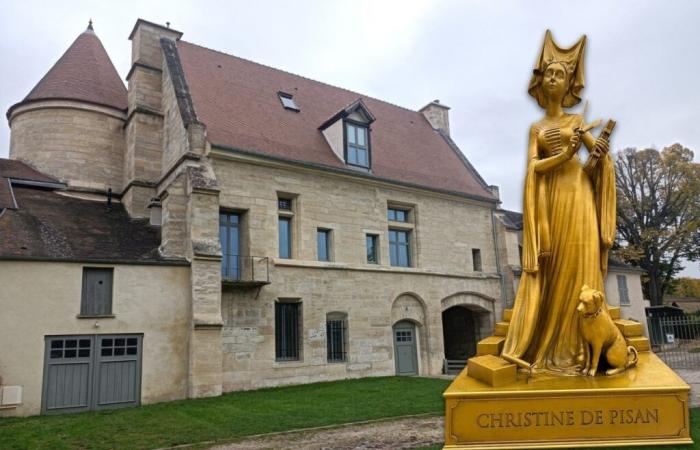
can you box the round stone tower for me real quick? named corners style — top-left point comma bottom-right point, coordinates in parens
top-left (6, 21), bottom-right (127, 192)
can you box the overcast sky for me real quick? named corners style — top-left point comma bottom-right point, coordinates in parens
top-left (1, 0), bottom-right (698, 276)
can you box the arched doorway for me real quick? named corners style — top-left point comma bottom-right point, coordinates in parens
top-left (393, 320), bottom-right (418, 376)
top-left (442, 306), bottom-right (479, 362)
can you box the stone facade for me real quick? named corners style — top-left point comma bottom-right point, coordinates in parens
top-left (2, 18), bottom-right (508, 415)
top-left (211, 151), bottom-right (501, 390)
top-left (9, 101), bottom-right (125, 191)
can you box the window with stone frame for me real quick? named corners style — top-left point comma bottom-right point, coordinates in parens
top-left (326, 312), bottom-right (347, 363)
top-left (275, 301), bottom-right (301, 361)
top-left (278, 196), bottom-right (295, 259)
top-left (472, 248), bottom-right (482, 272)
top-left (366, 234), bottom-right (379, 264)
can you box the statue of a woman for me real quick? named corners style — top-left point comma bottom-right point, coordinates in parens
top-left (501, 31), bottom-right (617, 375)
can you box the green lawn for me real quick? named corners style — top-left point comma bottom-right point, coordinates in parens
top-left (1, 376), bottom-right (697, 450)
top-left (0, 376), bottom-right (449, 450)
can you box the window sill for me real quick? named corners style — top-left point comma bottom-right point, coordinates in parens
top-left (273, 359), bottom-right (305, 368)
top-left (273, 258), bottom-right (499, 280)
top-left (388, 221), bottom-right (414, 230)
top-left (76, 314), bottom-right (116, 319)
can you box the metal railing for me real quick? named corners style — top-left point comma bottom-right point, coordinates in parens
top-left (443, 359), bottom-right (467, 375)
top-left (648, 315), bottom-right (700, 369)
top-left (221, 255), bottom-right (270, 284)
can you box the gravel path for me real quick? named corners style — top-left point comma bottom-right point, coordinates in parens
top-left (209, 415), bottom-right (443, 450)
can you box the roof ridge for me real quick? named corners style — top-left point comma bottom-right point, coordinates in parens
top-left (178, 40), bottom-right (422, 116)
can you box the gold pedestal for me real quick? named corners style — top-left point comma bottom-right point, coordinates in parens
top-left (444, 352), bottom-right (692, 449)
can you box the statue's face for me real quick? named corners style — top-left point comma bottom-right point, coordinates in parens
top-left (542, 62), bottom-right (568, 100)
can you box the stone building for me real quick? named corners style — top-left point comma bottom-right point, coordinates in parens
top-left (0, 19), bottom-right (505, 416)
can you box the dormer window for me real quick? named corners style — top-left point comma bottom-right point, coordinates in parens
top-left (278, 92), bottom-right (299, 111)
top-left (319, 99), bottom-right (375, 170)
top-left (345, 122), bottom-right (369, 168)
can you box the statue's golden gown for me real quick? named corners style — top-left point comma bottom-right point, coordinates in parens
top-left (502, 114), bottom-right (616, 375)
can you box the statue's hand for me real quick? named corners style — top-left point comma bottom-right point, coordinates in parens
top-left (593, 136), bottom-right (609, 156)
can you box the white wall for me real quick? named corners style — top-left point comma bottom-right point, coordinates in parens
top-left (0, 261), bottom-right (191, 417)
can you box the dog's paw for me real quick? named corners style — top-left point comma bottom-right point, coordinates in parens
top-left (586, 368), bottom-right (596, 377)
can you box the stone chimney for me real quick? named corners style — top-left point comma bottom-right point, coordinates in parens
top-left (419, 100), bottom-right (450, 135)
top-left (123, 19), bottom-right (183, 218)
top-left (489, 185), bottom-right (500, 201)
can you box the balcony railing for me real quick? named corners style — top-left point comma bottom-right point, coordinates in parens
top-left (221, 255), bottom-right (270, 286)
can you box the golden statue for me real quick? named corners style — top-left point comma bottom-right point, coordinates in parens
top-left (501, 30), bottom-right (618, 375)
top-left (442, 30), bottom-right (692, 450)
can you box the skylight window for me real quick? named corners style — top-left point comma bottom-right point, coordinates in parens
top-left (278, 92), bottom-right (299, 111)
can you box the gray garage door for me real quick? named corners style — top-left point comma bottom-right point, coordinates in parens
top-left (42, 334), bottom-right (142, 414)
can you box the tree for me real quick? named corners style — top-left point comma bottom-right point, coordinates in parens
top-left (668, 277), bottom-right (700, 298)
top-left (614, 144), bottom-right (700, 306)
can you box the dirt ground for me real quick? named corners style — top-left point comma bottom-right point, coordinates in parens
top-left (209, 415), bottom-right (443, 450)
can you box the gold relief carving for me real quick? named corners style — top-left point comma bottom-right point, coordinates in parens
top-left (449, 393), bottom-right (687, 445)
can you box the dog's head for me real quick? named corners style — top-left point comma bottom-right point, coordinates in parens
top-left (578, 284), bottom-right (604, 315)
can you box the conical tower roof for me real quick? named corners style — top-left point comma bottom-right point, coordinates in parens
top-left (8, 22), bottom-right (127, 117)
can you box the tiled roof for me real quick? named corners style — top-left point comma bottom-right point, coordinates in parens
top-left (7, 28), bottom-right (127, 117)
top-left (498, 209), bottom-right (524, 230)
top-left (176, 41), bottom-right (496, 201)
top-left (0, 158), bottom-right (58, 209)
top-left (0, 185), bottom-right (183, 265)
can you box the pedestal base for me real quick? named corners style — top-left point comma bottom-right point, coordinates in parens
top-left (443, 352), bottom-right (692, 449)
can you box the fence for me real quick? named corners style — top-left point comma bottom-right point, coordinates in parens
top-left (647, 315), bottom-right (700, 369)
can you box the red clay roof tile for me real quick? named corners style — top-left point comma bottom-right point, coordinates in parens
top-left (7, 29), bottom-right (127, 116)
top-left (176, 41), bottom-right (495, 201)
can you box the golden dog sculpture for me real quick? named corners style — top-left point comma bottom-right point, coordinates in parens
top-left (577, 285), bottom-right (638, 376)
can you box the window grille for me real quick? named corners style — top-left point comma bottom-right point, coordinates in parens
top-left (278, 198), bottom-right (292, 210)
top-left (276, 302), bottom-right (301, 361)
top-left (326, 319), bottom-right (347, 362)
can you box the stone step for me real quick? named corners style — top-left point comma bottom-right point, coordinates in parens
top-left (626, 336), bottom-right (651, 352)
top-left (502, 308), bottom-right (513, 322)
top-left (494, 321), bottom-right (510, 336)
top-left (608, 305), bottom-right (620, 320)
top-left (477, 336), bottom-right (506, 356)
top-left (467, 354), bottom-right (517, 387)
top-left (615, 319), bottom-right (644, 337)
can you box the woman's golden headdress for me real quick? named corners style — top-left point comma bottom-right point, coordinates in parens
top-left (528, 30), bottom-right (586, 108)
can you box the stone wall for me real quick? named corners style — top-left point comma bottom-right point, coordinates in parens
top-left (161, 63), bottom-right (190, 173)
top-left (210, 151), bottom-right (501, 391)
top-left (0, 261), bottom-right (191, 417)
top-left (9, 102), bottom-right (125, 191)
